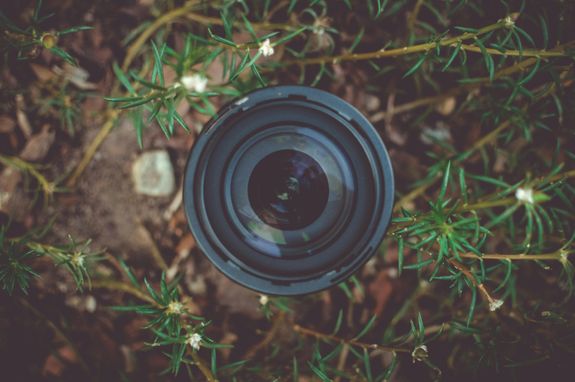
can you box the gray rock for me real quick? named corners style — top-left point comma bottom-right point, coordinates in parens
top-left (132, 150), bottom-right (175, 197)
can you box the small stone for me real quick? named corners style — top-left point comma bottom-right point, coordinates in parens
top-left (435, 96), bottom-right (456, 116)
top-left (132, 150), bottom-right (175, 197)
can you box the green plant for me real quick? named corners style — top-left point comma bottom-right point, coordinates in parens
top-left (0, 0), bottom-right (91, 65)
top-left (0, 223), bottom-right (101, 294)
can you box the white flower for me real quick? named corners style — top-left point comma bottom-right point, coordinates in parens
top-left (71, 252), bottom-right (85, 267)
top-left (166, 300), bottom-right (184, 315)
top-left (515, 187), bottom-right (534, 204)
top-left (503, 15), bottom-right (515, 28)
top-left (258, 39), bottom-right (275, 57)
top-left (187, 333), bottom-right (202, 351)
top-left (259, 294), bottom-right (269, 306)
top-left (180, 74), bottom-right (208, 93)
top-left (489, 299), bottom-right (504, 312)
top-left (411, 344), bottom-right (429, 362)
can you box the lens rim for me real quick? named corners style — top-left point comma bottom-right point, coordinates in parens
top-left (183, 86), bottom-right (394, 295)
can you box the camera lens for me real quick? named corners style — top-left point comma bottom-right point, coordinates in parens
top-left (248, 149), bottom-right (328, 230)
top-left (184, 86), bottom-right (394, 295)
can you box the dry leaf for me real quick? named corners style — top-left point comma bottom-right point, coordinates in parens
top-left (19, 124), bottom-right (55, 162)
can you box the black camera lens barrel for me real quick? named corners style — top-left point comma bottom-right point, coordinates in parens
top-left (183, 86), bottom-right (394, 295)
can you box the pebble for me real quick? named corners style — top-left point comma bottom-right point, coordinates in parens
top-left (132, 150), bottom-right (175, 197)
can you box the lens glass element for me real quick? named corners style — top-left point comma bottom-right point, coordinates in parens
top-left (248, 150), bottom-right (328, 230)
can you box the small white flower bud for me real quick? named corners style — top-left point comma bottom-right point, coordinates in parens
top-left (515, 187), bottom-right (534, 204)
top-left (180, 74), bottom-right (208, 93)
top-left (503, 16), bottom-right (515, 28)
top-left (411, 344), bottom-right (429, 362)
top-left (258, 39), bottom-right (275, 57)
top-left (489, 299), bottom-right (504, 312)
top-left (259, 294), bottom-right (269, 306)
top-left (166, 300), bottom-right (184, 315)
top-left (187, 332), bottom-right (202, 351)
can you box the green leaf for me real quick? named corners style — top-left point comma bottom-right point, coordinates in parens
top-left (151, 41), bottom-right (165, 86)
top-left (376, 0), bottom-right (389, 18)
top-left (539, 15), bottom-right (549, 49)
top-left (112, 62), bottom-right (136, 94)
top-left (442, 41), bottom-right (462, 71)
top-left (143, 277), bottom-right (161, 304)
top-left (363, 348), bottom-right (373, 382)
top-left (403, 53), bottom-right (428, 78)
top-left (251, 64), bottom-right (267, 86)
top-left (514, 25), bottom-right (535, 47)
top-left (58, 25), bottom-right (94, 35)
top-left (349, 27), bottom-right (365, 52)
top-left (454, 26), bottom-right (479, 33)
top-left (308, 362), bottom-right (331, 382)
top-left (49, 46), bottom-right (77, 66)
top-left (273, 27), bottom-right (307, 47)
top-left (292, 356), bottom-right (299, 382)
top-left (288, 0), bottom-right (298, 13)
top-left (242, 14), bottom-right (257, 40)
top-left (332, 309), bottom-right (344, 335)
top-left (33, 0), bottom-right (43, 22)
top-left (466, 285), bottom-right (477, 326)
top-left (118, 259), bottom-right (139, 288)
top-left (494, 259), bottom-right (513, 293)
top-left (404, 258), bottom-right (434, 270)
top-left (398, 236), bottom-right (405, 275)
top-left (417, 312), bottom-right (425, 338)
top-left (354, 315), bottom-right (377, 340)
top-left (208, 28), bottom-right (237, 47)
top-left (474, 38), bottom-right (494, 80)
top-left (438, 161), bottom-right (451, 202)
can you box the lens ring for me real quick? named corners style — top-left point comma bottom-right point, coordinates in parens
top-left (226, 126), bottom-right (355, 257)
top-left (183, 86), bottom-right (394, 295)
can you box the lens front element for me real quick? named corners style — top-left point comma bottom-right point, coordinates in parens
top-left (248, 150), bottom-right (328, 231)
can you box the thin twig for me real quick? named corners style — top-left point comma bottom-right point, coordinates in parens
top-left (65, 109), bottom-right (119, 188)
top-left (288, 15), bottom-right (568, 66)
top-left (459, 251), bottom-right (565, 261)
top-left (244, 311), bottom-right (286, 359)
top-left (292, 324), bottom-right (411, 353)
top-left (91, 279), bottom-right (157, 305)
top-left (447, 258), bottom-right (498, 308)
top-left (190, 349), bottom-right (218, 382)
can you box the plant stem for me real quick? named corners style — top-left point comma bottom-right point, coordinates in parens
top-left (393, 76), bottom-right (573, 213)
top-left (292, 324), bottom-right (411, 353)
top-left (289, 15), bottom-right (567, 66)
top-left (459, 251), bottom-right (565, 261)
top-left (447, 258), bottom-right (498, 308)
top-left (244, 311), bottom-right (286, 359)
top-left (91, 279), bottom-right (158, 305)
top-left (190, 350), bottom-right (217, 382)
top-left (184, 12), bottom-right (296, 31)
top-left (0, 154), bottom-right (56, 200)
top-left (458, 43), bottom-right (566, 57)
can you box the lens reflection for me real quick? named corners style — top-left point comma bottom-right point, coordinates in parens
top-left (248, 150), bottom-right (328, 230)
